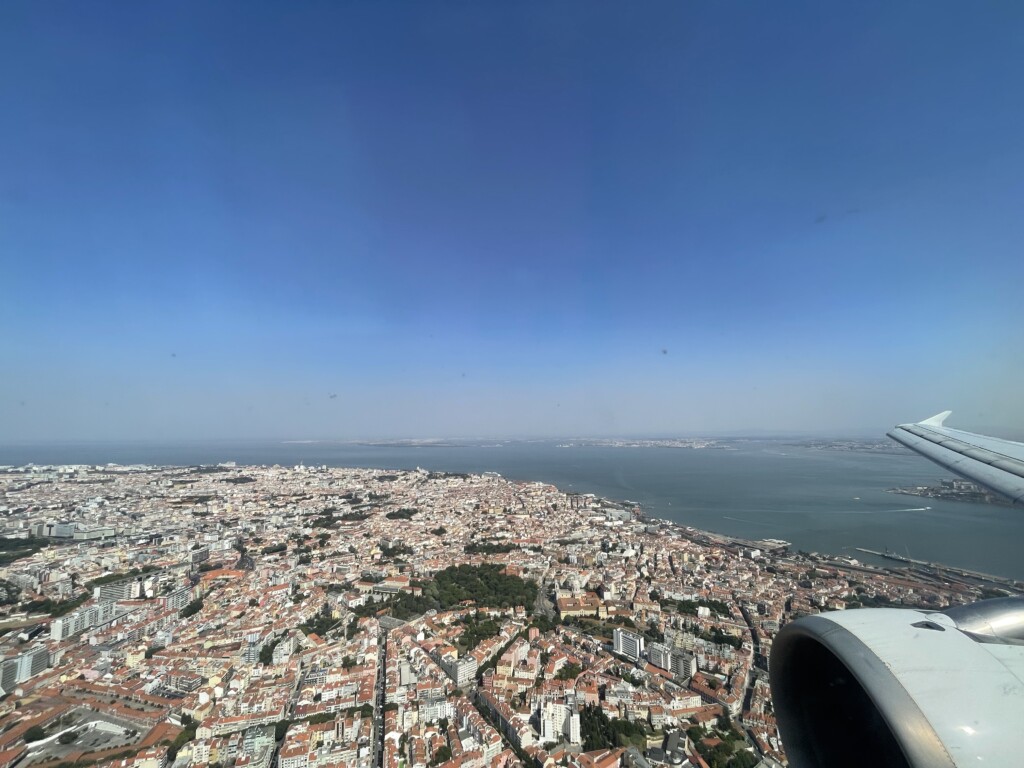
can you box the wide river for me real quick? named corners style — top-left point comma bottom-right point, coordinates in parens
top-left (2, 440), bottom-right (1021, 580)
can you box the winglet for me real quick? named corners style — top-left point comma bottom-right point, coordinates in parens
top-left (919, 410), bottom-right (952, 427)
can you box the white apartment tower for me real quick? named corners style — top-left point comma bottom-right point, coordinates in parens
top-left (612, 628), bottom-right (645, 661)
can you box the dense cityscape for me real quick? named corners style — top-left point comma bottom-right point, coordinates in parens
top-left (0, 463), bottom-right (1018, 768)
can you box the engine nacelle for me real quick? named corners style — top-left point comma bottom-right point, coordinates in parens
top-left (769, 597), bottom-right (1024, 767)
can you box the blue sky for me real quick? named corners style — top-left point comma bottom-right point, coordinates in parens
top-left (2, 1), bottom-right (1023, 440)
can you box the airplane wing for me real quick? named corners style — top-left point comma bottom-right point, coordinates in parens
top-left (887, 411), bottom-right (1024, 505)
top-left (770, 416), bottom-right (1024, 768)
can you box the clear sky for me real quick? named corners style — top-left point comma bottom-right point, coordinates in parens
top-left (2, 1), bottom-right (1023, 440)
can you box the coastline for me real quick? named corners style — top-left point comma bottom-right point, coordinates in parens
top-left (514, 480), bottom-right (1024, 593)
top-left (2, 441), bottom-right (1022, 582)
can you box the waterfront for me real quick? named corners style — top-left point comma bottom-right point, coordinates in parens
top-left (2, 439), bottom-right (1021, 580)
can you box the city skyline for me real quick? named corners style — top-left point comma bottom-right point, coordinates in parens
top-left (1, 459), bottom-right (1015, 767)
top-left (3, 2), bottom-right (1024, 441)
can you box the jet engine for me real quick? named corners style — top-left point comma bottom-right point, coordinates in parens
top-left (768, 597), bottom-right (1024, 767)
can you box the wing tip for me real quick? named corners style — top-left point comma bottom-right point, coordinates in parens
top-left (919, 410), bottom-right (952, 428)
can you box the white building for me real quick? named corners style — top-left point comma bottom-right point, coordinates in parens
top-left (647, 641), bottom-right (672, 671)
top-left (50, 601), bottom-right (128, 641)
top-left (613, 628), bottom-right (645, 661)
top-left (539, 699), bottom-right (581, 745)
top-left (16, 645), bottom-right (49, 682)
top-left (670, 652), bottom-right (697, 680)
top-left (439, 653), bottom-right (477, 688)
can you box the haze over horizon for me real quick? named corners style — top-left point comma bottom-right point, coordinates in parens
top-left (3, 2), bottom-right (1023, 442)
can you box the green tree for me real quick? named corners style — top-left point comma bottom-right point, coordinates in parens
top-left (259, 642), bottom-right (277, 665)
top-left (299, 602), bottom-right (336, 636)
top-left (167, 723), bottom-right (197, 761)
top-left (578, 705), bottom-right (646, 751)
top-left (180, 597), bottom-right (204, 618)
top-left (352, 564), bottom-right (537, 621)
top-left (555, 662), bottom-right (583, 681)
top-left (728, 752), bottom-right (759, 768)
top-left (386, 508), bottom-right (418, 520)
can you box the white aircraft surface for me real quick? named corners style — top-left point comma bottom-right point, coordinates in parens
top-left (769, 413), bottom-right (1024, 768)
top-left (887, 410), bottom-right (1024, 505)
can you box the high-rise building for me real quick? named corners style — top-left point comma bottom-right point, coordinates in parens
top-left (647, 641), bottom-right (673, 671)
top-left (439, 653), bottom-right (477, 687)
top-left (613, 628), bottom-right (645, 661)
top-left (161, 586), bottom-right (193, 611)
top-left (0, 660), bottom-right (18, 694)
top-left (50, 601), bottom-right (127, 640)
top-left (94, 579), bottom-right (141, 603)
top-left (16, 645), bottom-right (49, 682)
top-left (539, 699), bottom-right (581, 745)
top-left (0, 645), bottom-right (51, 693)
top-left (670, 652), bottom-right (696, 680)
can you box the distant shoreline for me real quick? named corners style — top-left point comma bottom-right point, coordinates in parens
top-left (3, 441), bottom-right (1021, 581)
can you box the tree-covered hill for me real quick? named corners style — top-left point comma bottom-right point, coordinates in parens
top-left (355, 563), bottom-right (536, 620)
